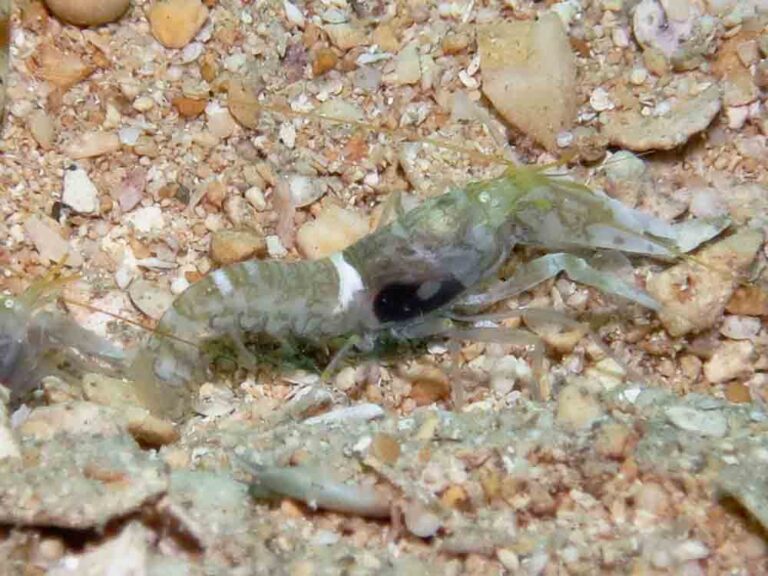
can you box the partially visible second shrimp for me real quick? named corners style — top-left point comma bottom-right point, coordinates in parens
top-left (127, 164), bottom-right (729, 420)
top-left (0, 272), bottom-right (126, 404)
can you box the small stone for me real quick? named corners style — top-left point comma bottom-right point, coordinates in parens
top-left (28, 110), bottom-right (56, 150)
top-left (35, 43), bottom-right (93, 89)
top-left (404, 501), bottom-right (442, 538)
top-left (590, 87), bottom-right (614, 112)
top-left (129, 279), bottom-right (174, 320)
top-left (62, 165), bottom-right (99, 214)
top-left (44, 0), bottom-right (130, 26)
top-left (206, 101), bottom-right (237, 139)
top-left (0, 402), bottom-right (20, 461)
top-left (602, 84), bottom-right (721, 151)
top-left (388, 43), bottom-right (421, 85)
top-left (296, 205), bottom-right (369, 260)
top-left (148, 0), bottom-right (209, 49)
top-left (266, 235), bottom-right (287, 258)
top-left (245, 186), bottom-right (267, 211)
top-left (193, 383), bottom-right (235, 417)
top-left (404, 365), bottom-right (451, 406)
top-left (63, 131), bottom-right (121, 159)
top-left (370, 433), bottom-right (400, 465)
top-left (118, 167), bottom-right (146, 212)
top-left (665, 405), bottom-right (728, 437)
top-left (703, 340), bottom-right (755, 383)
top-left (629, 67), bottom-right (648, 85)
top-left (719, 315), bottom-right (760, 340)
top-left (647, 229), bottom-right (763, 336)
top-left (595, 422), bottom-right (632, 459)
top-left (24, 216), bottom-right (82, 265)
top-left (725, 381), bottom-right (752, 403)
top-left (312, 47), bottom-right (337, 76)
top-left (635, 482), bottom-right (670, 516)
top-left (324, 22), bottom-right (367, 50)
top-left (288, 174), bottom-right (327, 207)
top-left (479, 14), bottom-right (577, 151)
top-left (210, 229), bottom-right (266, 265)
top-left (726, 285), bottom-right (768, 316)
top-left (126, 205), bottom-right (164, 232)
top-left (556, 382), bottom-right (603, 429)
top-left (283, 0), bottom-right (304, 27)
top-left (132, 95), bottom-right (155, 112)
top-left (227, 79), bottom-right (261, 129)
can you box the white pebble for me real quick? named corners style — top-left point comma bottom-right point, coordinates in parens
top-left (720, 315), bottom-right (761, 340)
top-left (689, 187), bottom-right (726, 218)
top-left (126, 206), bottom-right (165, 233)
top-left (283, 0), bottom-right (305, 27)
top-left (180, 42), bottom-right (204, 64)
top-left (629, 67), bottom-right (648, 85)
top-left (118, 126), bottom-right (142, 146)
top-left (171, 276), bottom-right (191, 295)
top-left (726, 105), bottom-right (749, 129)
top-left (62, 166), bottom-right (99, 214)
top-left (279, 123), bottom-right (297, 149)
top-left (612, 27), bottom-right (630, 47)
top-left (589, 87), bottom-right (614, 112)
top-left (245, 186), bottom-right (267, 211)
top-left (266, 235), bottom-right (287, 258)
top-left (672, 540), bottom-right (710, 562)
top-left (133, 96), bottom-right (155, 112)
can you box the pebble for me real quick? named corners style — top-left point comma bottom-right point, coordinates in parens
top-left (665, 406), bottom-right (728, 437)
top-left (245, 186), bottom-right (267, 211)
top-left (388, 43), bottom-right (421, 85)
top-left (324, 22), bottom-right (366, 50)
top-left (635, 482), bottom-right (670, 516)
top-left (205, 101), bottom-right (238, 139)
top-left (62, 165), bottom-right (99, 214)
top-left (23, 216), bottom-right (82, 265)
top-left (726, 285), bottom-right (768, 316)
top-left (288, 174), bottom-right (327, 207)
top-left (63, 131), bottom-right (120, 159)
top-left (479, 14), bottom-right (576, 151)
top-left (629, 67), bottom-right (648, 85)
top-left (646, 228), bottom-right (763, 337)
top-left (296, 205), bottom-right (369, 260)
top-left (703, 340), bottom-right (755, 383)
top-left (126, 205), bottom-right (164, 232)
top-left (265, 235), bottom-right (288, 259)
top-left (128, 279), bottom-right (175, 320)
top-left (719, 315), bottom-right (761, 340)
top-left (0, 402), bottom-right (20, 461)
top-left (148, 0), bottom-right (209, 49)
top-left (210, 229), bottom-right (266, 265)
top-left (45, 0), bottom-right (130, 26)
top-left (589, 87), bottom-right (614, 112)
top-left (601, 84), bottom-right (721, 151)
top-left (28, 110), bottom-right (56, 150)
top-left (556, 382), bottom-right (603, 430)
top-left (403, 501), bottom-right (442, 538)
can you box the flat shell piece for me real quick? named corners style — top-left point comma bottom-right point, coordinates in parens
top-left (478, 14), bottom-right (577, 151)
top-left (0, 435), bottom-right (167, 529)
top-left (601, 84), bottom-right (721, 151)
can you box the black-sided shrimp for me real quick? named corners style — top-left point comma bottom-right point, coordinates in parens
top-left (127, 162), bottom-right (729, 419)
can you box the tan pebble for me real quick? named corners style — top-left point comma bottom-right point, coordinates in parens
top-left (35, 44), bottom-right (93, 89)
top-left (199, 52), bottom-right (218, 82)
top-left (28, 109), bottom-right (56, 149)
top-left (296, 205), bottom-right (369, 259)
top-left (440, 484), bottom-right (469, 509)
top-left (163, 447), bottom-right (190, 469)
top-left (45, 0), bottom-right (130, 27)
top-left (312, 47), bottom-right (337, 77)
top-left (204, 179), bottom-right (226, 206)
top-left (556, 382), bottom-right (603, 429)
top-left (63, 131), bottom-right (120, 159)
top-left (148, 0), bottom-right (209, 49)
top-left (324, 22), bottom-right (366, 51)
top-left (36, 538), bottom-right (65, 562)
top-left (725, 381), bottom-right (752, 403)
top-left (403, 501), bottom-right (442, 537)
top-left (172, 95), bottom-right (207, 118)
top-left (227, 79), bottom-right (261, 129)
top-left (126, 410), bottom-right (179, 446)
top-left (726, 285), bottom-right (768, 316)
top-left (703, 340), bottom-right (755, 383)
top-left (442, 31), bottom-right (471, 55)
top-left (210, 229), bottom-right (266, 265)
top-left (280, 498), bottom-right (306, 518)
top-left (370, 433), bottom-right (400, 465)
top-left (372, 23), bottom-right (399, 52)
top-left (595, 422), bottom-right (631, 459)
top-left (635, 481), bottom-right (669, 516)
top-left (407, 366), bottom-right (450, 406)
top-left (528, 484), bottom-right (556, 516)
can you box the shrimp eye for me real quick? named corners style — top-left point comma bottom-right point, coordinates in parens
top-left (373, 277), bottom-right (465, 323)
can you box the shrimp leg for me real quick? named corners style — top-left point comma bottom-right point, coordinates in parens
top-left (459, 253), bottom-right (659, 310)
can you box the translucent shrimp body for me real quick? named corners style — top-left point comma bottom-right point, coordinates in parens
top-left (130, 166), bottom-right (727, 418)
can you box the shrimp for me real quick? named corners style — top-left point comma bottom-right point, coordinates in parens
top-left (127, 163), bottom-right (729, 420)
top-left (0, 271), bottom-right (126, 404)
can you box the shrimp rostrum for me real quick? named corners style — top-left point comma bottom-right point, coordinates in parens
top-left (129, 164), bottom-right (728, 419)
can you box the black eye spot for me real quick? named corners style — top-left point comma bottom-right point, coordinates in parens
top-left (373, 277), bottom-right (465, 323)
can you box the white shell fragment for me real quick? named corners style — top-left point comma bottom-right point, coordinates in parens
top-left (665, 406), bottom-right (728, 438)
top-left (62, 165), bottom-right (99, 214)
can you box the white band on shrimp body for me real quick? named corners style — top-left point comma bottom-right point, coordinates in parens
top-left (212, 269), bottom-right (235, 296)
top-left (330, 252), bottom-right (364, 312)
